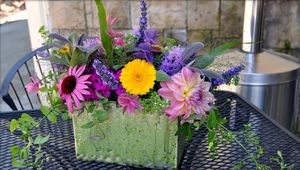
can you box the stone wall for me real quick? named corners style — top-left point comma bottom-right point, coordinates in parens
top-left (47, 0), bottom-right (300, 58)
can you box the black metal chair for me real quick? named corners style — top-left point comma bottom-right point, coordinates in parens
top-left (0, 44), bottom-right (55, 111)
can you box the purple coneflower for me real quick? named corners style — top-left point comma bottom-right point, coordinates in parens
top-left (57, 65), bottom-right (91, 113)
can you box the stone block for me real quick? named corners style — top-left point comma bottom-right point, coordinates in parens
top-left (163, 29), bottom-right (187, 43)
top-left (220, 0), bottom-right (244, 38)
top-left (48, 1), bottom-right (86, 30)
top-left (188, 29), bottom-right (212, 44)
top-left (87, 0), bottom-right (131, 29)
top-left (131, 0), bottom-right (186, 30)
top-left (187, 0), bottom-right (219, 30)
top-left (263, 0), bottom-right (300, 49)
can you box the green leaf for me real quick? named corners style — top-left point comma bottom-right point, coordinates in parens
top-left (208, 131), bottom-right (216, 144)
top-left (70, 47), bottom-right (87, 66)
top-left (81, 121), bottom-right (95, 129)
top-left (19, 114), bottom-right (35, 124)
top-left (39, 87), bottom-right (47, 92)
top-left (156, 70), bottom-right (170, 82)
top-left (40, 54), bottom-right (68, 65)
top-left (87, 105), bottom-right (95, 113)
top-left (12, 159), bottom-right (25, 168)
top-left (192, 41), bottom-right (240, 69)
top-left (33, 134), bottom-right (50, 145)
top-left (200, 69), bottom-right (223, 79)
top-left (11, 146), bottom-right (21, 157)
top-left (176, 123), bottom-right (193, 140)
top-left (188, 114), bottom-right (203, 120)
top-left (112, 64), bottom-right (124, 71)
top-left (40, 105), bottom-right (50, 115)
top-left (47, 112), bottom-right (57, 124)
top-left (93, 110), bottom-right (108, 123)
top-left (60, 111), bottom-right (70, 121)
top-left (207, 109), bottom-right (217, 129)
top-left (95, 0), bottom-right (113, 66)
top-left (10, 119), bottom-right (19, 132)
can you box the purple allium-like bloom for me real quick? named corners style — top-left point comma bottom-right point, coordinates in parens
top-left (144, 28), bottom-right (159, 44)
top-left (211, 64), bottom-right (245, 87)
top-left (160, 47), bottom-right (185, 76)
top-left (137, 0), bottom-right (148, 44)
top-left (133, 42), bottom-right (157, 63)
top-left (93, 59), bottom-right (119, 90)
top-left (83, 37), bottom-right (101, 49)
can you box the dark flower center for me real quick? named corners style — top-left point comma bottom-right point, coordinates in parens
top-left (61, 76), bottom-right (76, 94)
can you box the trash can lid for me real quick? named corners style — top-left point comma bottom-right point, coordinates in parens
top-left (240, 50), bottom-right (300, 85)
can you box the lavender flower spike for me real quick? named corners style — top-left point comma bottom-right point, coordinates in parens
top-left (211, 64), bottom-right (245, 88)
top-left (93, 59), bottom-right (119, 90)
top-left (137, 0), bottom-right (148, 44)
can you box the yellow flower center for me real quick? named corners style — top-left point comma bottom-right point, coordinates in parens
top-left (59, 44), bottom-right (70, 54)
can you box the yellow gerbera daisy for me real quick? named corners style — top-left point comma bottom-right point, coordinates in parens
top-left (120, 59), bottom-right (156, 95)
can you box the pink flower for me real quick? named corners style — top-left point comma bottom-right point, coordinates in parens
top-left (25, 74), bottom-right (41, 94)
top-left (117, 93), bottom-right (143, 115)
top-left (106, 16), bottom-right (125, 46)
top-left (158, 67), bottom-right (214, 121)
top-left (57, 65), bottom-right (91, 113)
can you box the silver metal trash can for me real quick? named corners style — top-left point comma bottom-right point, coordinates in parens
top-left (218, 0), bottom-right (300, 131)
top-left (237, 51), bottom-right (299, 131)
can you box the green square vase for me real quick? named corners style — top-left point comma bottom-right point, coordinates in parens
top-left (72, 103), bottom-right (184, 169)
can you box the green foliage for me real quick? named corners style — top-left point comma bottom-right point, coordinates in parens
top-left (270, 151), bottom-right (293, 170)
top-left (176, 123), bottom-right (193, 140)
top-left (163, 37), bottom-right (177, 48)
top-left (38, 25), bottom-right (53, 43)
top-left (112, 33), bottom-right (138, 68)
top-left (192, 40), bottom-right (240, 69)
top-left (95, 0), bottom-right (113, 67)
top-left (81, 121), bottom-right (96, 129)
top-left (156, 70), bottom-right (170, 82)
top-left (70, 47), bottom-right (88, 66)
top-left (9, 114), bottom-right (48, 168)
top-left (34, 135), bottom-right (50, 145)
top-left (139, 91), bottom-right (169, 113)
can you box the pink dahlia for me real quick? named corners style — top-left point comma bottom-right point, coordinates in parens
top-left (25, 73), bottom-right (41, 94)
top-left (117, 93), bottom-right (143, 115)
top-left (57, 65), bottom-right (91, 113)
top-left (158, 67), bottom-right (214, 121)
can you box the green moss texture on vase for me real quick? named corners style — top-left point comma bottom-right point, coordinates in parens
top-left (72, 103), bottom-right (183, 169)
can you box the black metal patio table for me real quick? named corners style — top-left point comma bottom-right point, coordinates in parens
top-left (1, 91), bottom-right (300, 170)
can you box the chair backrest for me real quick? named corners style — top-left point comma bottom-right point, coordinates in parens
top-left (0, 44), bottom-right (56, 111)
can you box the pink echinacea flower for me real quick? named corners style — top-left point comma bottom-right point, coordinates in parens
top-left (57, 65), bottom-right (91, 113)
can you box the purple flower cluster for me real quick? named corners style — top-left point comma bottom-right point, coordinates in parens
top-left (137, 0), bottom-right (148, 43)
top-left (211, 64), bottom-right (245, 87)
top-left (133, 42), bottom-right (160, 63)
top-left (93, 59), bottom-right (119, 90)
top-left (83, 67), bottom-right (125, 101)
top-left (83, 37), bottom-right (101, 49)
top-left (160, 47), bottom-right (185, 76)
top-left (144, 28), bottom-right (159, 44)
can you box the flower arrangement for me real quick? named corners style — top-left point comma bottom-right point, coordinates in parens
top-left (9, 0), bottom-right (290, 169)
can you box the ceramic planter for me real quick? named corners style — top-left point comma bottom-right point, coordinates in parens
top-left (72, 103), bottom-right (184, 169)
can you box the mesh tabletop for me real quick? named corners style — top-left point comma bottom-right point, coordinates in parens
top-left (1, 91), bottom-right (300, 169)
